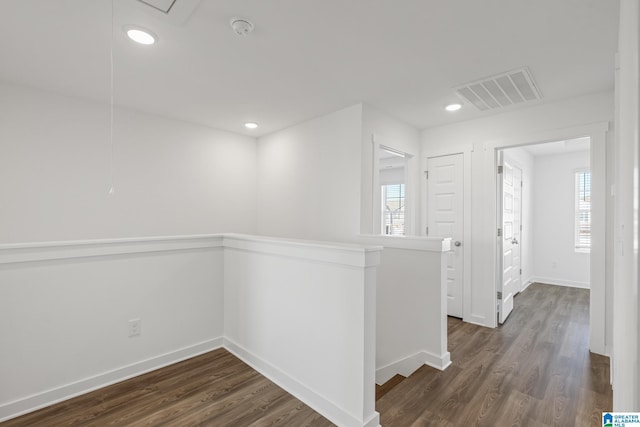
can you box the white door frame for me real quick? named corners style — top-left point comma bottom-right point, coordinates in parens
top-left (421, 122), bottom-right (609, 357)
top-left (422, 145), bottom-right (473, 322)
top-left (487, 122), bottom-right (608, 355)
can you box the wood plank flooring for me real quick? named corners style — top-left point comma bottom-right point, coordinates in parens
top-left (376, 375), bottom-right (407, 401)
top-left (3, 283), bottom-right (612, 426)
top-left (2, 349), bottom-right (334, 427)
top-left (376, 283), bottom-right (612, 427)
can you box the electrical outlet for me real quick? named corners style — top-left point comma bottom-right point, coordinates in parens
top-left (128, 318), bottom-right (141, 337)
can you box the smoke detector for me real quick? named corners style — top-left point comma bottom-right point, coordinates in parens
top-left (230, 18), bottom-right (254, 36)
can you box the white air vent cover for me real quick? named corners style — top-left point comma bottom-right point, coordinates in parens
top-left (453, 67), bottom-right (542, 111)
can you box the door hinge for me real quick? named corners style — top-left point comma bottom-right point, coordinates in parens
top-left (425, 171), bottom-right (429, 179)
top-left (497, 291), bottom-right (502, 300)
top-left (497, 165), bottom-right (503, 174)
top-left (426, 226), bottom-right (429, 236)
top-left (497, 228), bottom-right (502, 237)
top-left (520, 269), bottom-right (522, 275)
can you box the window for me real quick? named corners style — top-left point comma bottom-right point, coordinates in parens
top-left (382, 184), bottom-right (405, 236)
top-left (575, 171), bottom-right (591, 252)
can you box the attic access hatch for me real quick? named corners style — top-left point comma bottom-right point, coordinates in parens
top-left (137, 0), bottom-right (176, 13)
top-left (454, 67), bottom-right (542, 111)
top-left (133, 0), bottom-right (201, 24)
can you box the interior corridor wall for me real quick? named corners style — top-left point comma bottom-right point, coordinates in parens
top-left (0, 83), bottom-right (258, 244)
top-left (256, 104), bottom-right (363, 242)
top-left (532, 150), bottom-right (590, 288)
top-left (420, 90), bottom-right (613, 330)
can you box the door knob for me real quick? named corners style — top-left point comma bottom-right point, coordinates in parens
top-left (512, 238), bottom-right (519, 245)
top-left (454, 241), bottom-right (462, 247)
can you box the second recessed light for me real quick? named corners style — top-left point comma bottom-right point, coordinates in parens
top-left (124, 25), bottom-right (157, 45)
top-left (445, 103), bottom-right (462, 112)
top-left (244, 122), bottom-right (258, 129)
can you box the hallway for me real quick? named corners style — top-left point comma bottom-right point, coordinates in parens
top-left (376, 283), bottom-right (612, 426)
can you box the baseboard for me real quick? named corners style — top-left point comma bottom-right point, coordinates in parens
top-left (376, 350), bottom-right (451, 385)
top-left (464, 314), bottom-right (490, 328)
top-left (520, 278), bottom-right (534, 292)
top-left (224, 337), bottom-right (379, 427)
top-left (531, 277), bottom-right (590, 289)
top-left (0, 338), bottom-right (224, 423)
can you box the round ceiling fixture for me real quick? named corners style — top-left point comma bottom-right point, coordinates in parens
top-left (230, 18), bottom-right (254, 36)
top-left (445, 103), bottom-right (462, 112)
top-left (123, 25), bottom-right (157, 45)
top-left (244, 122), bottom-right (258, 129)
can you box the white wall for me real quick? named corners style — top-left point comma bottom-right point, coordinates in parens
top-left (0, 236), bottom-right (225, 421)
top-left (0, 234), bottom-right (382, 427)
top-left (357, 235), bottom-right (451, 385)
top-left (223, 235), bottom-right (380, 427)
top-left (361, 104), bottom-right (421, 236)
top-left (502, 147), bottom-right (535, 290)
top-left (379, 166), bottom-right (405, 185)
top-left (0, 83), bottom-right (257, 244)
top-left (613, 0), bottom-right (639, 411)
top-left (256, 104), bottom-right (363, 242)
top-left (531, 150), bottom-right (591, 288)
top-left (421, 91), bottom-right (613, 335)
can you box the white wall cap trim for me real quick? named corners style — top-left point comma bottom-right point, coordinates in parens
top-left (357, 234), bottom-right (451, 252)
top-left (0, 235), bottom-right (225, 264)
top-left (223, 234), bottom-right (382, 268)
top-left (0, 234), bottom-right (382, 267)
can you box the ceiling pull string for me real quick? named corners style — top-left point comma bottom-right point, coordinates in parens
top-left (108, 0), bottom-right (115, 195)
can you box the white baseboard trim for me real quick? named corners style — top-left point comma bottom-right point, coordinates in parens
top-left (0, 338), bottom-right (224, 423)
top-left (224, 337), bottom-right (379, 427)
top-left (531, 277), bottom-right (590, 289)
top-left (520, 278), bottom-right (534, 292)
top-left (376, 350), bottom-right (452, 385)
top-left (464, 315), bottom-right (490, 328)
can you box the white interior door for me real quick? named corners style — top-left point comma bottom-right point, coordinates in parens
top-left (512, 166), bottom-right (522, 294)
top-left (499, 158), bottom-right (516, 323)
top-left (427, 154), bottom-right (464, 318)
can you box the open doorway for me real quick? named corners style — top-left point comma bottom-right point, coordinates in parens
top-left (497, 136), bottom-right (591, 324)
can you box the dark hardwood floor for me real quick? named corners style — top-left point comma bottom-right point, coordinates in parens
top-left (2, 349), bottom-right (334, 427)
top-left (376, 283), bottom-right (612, 427)
top-left (3, 283), bottom-right (612, 426)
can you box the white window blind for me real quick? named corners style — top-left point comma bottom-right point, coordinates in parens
top-left (382, 184), bottom-right (405, 236)
top-left (575, 171), bottom-right (591, 251)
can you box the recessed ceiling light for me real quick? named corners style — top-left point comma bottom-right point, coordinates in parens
top-left (244, 122), bottom-right (258, 129)
top-left (445, 103), bottom-right (462, 112)
top-left (124, 25), bottom-right (157, 45)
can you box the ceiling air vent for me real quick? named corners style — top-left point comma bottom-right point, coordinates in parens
top-left (453, 67), bottom-right (542, 111)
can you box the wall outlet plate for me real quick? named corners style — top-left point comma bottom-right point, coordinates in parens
top-left (128, 318), bottom-right (141, 337)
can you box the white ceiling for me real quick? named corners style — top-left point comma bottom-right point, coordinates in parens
top-left (0, 0), bottom-right (619, 137)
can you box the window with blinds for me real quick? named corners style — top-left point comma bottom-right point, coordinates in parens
top-left (382, 184), bottom-right (405, 236)
top-left (575, 171), bottom-right (591, 252)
